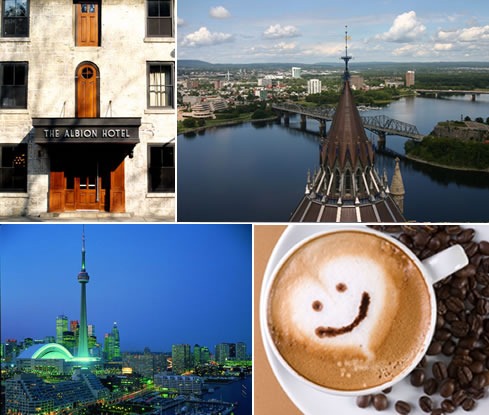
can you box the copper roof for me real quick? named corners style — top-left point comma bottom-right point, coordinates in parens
top-left (321, 80), bottom-right (374, 170)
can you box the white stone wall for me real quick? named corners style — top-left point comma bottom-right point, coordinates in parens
top-left (0, 0), bottom-right (175, 218)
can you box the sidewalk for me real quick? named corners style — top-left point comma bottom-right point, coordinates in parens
top-left (0, 213), bottom-right (175, 223)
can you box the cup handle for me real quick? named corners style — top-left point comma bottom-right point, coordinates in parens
top-left (422, 245), bottom-right (469, 284)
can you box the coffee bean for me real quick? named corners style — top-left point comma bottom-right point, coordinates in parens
top-left (412, 231), bottom-right (430, 248)
top-left (433, 361), bottom-right (448, 381)
top-left (435, 329), bottom-right (452, 342)
top-left (439, 378), bottom-right (455, 397)
top-left (428, 236), bottom-right (442, 251)
top-left (479, 240), bottom-right (489, 255)
top-left (423, 378), bottom-right (438, 395)
top-left (411, 368), bottom-right (425, 386)
top-left (442, 340), bottom-right (456, 356)
top-left (381, 386), bottom-right (392, 394)
top-left (452, 389), bottom-right (467, 406)
top-left (441, 399), bottom-right (456, 413)
top-left (455, 264), bottom-right (477, 279)
top-left (476, 298), bottom-right (489, 314)
top-left (458, 336), bottom-right (477, 350)
top-left (431, 408), bottom-right (444, 415)
top-left (419, 396), bottom-right (433, 413)
top-left (446, 297), bottom-right (465, 313)
top-left (427, 341), bottom-right (443, 355)
top-left (469, 361), bottom-right (485, 374)
top-left (398, 233), bottom-right (413, 247)
top-left (470, 349), bottom-right (487, 363)
top-left (476, 271), bottom-right (489, 286)
top-left (470, 253), bottom-right (483, 267)
top-left (401, 225), bottom-right (418, 236)
top-left (471, 373), bottom-right (487, 389)
top-left (454, 228), bottom-right (475, 244)
top-left (451, 321), bottom-right (469, 338)
top-left (461, 397), bottom-right (475, 411)
top-left (372, 393), bottom-right (389, 411)
top-left (356, 395), bottom-right (372, 408)
top-left (394, 400), bottom-right (411, 414)
top-left (445, 225), bottom-right (463, 235)
top-left (470, 388), bottom-right (485, 400)
top-left (457, 366), bottom-right (473, 385)
top-left (463, 241), bottom-right (479, 258)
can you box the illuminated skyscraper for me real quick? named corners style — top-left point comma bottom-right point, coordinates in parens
top-left (56, 315), bottom-right (68, 344)
top-left (172, 344), bottom-right (191, 375)
top-left (77, 228), bottom-right (90, 358)
top-left (111, 323), bottom-right (121, 360)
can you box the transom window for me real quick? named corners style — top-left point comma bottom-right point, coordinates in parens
top-left (147, 0), bottom-right (173, 37)
top-left (0, 62), bottom-right (28, 109)
top-left (148, 62), bottom-right (174, 108)
top-left (2, 0), bottom-right (29, 37)
top-left (81, 67), bottom-right (94, 79)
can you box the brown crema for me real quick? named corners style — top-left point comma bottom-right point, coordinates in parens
top-left (267, 231), bottom-right (433, 391)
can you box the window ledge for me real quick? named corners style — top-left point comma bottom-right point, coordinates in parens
top-left (144, 108), bottom-right (175, 115)
top-left (0, 192), bottom-right (28, 198)
top-left (146, 192), bottom-right (175, 198)
top-left (144, 37), bottom-right (175, 43)
top-left (0, 37), bottom-right (30, 43)
top-left (0, 109), bottom-right (29, 114)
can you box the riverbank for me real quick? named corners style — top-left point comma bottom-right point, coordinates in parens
top-left (405, 154), bottom-right (489, 173)
top-left (178, 115), bottom-right (278, 135)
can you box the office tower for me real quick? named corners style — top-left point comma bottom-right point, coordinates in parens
top-left (112, 322), bottom-right (121, 360)
top-left (56, 315), bottom-right (68, 344)
top-left (215, 343), bottom-right (230, 364)
top-left (406, 70), bottom-right (415, 87)
top-left (236, 342), bottom-right (247, 360)
top-left (172, 344), bottom-right (191, 375)
top-left (77, 228), bottom-right (90, 358)
top-left (291, 67), bottom-right (301, 78)
top-left (307, 79), bottom-right (322, 95)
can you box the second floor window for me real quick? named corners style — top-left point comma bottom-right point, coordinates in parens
top-left (0, 62), bottom-right (28, 109)
top-left (147, 0), bottom-right (172, 37)
top-left (148, 62), bottom-right (173, 108)
top-left (2, 0), bottom-right (29, 37)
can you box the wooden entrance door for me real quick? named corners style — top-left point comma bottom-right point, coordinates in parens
top-left (76, 63), bottom-right (98, 118)
top-left (76, 3), bottom-right (99, 47)
top-left (76, 172), bottom-right (101, 210)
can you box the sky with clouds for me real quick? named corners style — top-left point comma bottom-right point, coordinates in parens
top-left (178, 0), bottom-right (489, 63)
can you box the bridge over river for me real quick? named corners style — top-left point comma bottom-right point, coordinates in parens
top-left (272, 103), bottom-right (425, 147)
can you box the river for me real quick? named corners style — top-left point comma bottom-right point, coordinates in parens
top-left (205, 377), bottom-right (252, 415)
top-left (177, 95), bottom-right (489, 222)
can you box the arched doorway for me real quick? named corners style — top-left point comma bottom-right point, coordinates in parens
top-left (76, 62), bottom-right (99, 118)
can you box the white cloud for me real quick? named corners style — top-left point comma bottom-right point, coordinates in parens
top-left (181, 27), bottom-right (233, 47)
top-left (263, 24), bottom-right (300, 39)
top-left (392, 44), bottom-right (429, 57)
top-left (209, 6), bottom-right (231, 19)
top-left (377, 11), bottom-right (426, 43)
top-left (433, 43), bottom-right (453, 51)
top-left (177, 17), bottom-right (185, 26)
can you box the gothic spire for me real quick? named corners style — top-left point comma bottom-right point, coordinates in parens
top-left (341, 25), bottom-right (352, 81)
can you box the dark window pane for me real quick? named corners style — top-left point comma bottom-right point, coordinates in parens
top-left (14, 64), bottom-right (25, 85)
top-left (160, 1), bottom-right (171, 17)
top-left (3, 0), bottom-right (16, 16)
top-left (148, 1), bottom-right (159, 17)
top-left (3, 64), bottom-right (14, 84)
top-left (14, 85), bottom-right (26, 107)
top-left (162, 147), bottom-right (174, 167)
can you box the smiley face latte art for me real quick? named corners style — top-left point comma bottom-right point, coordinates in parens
top-left (267, 231), bottom-right (432, 391)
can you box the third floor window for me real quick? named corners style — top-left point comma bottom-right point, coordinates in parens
top-left (147, 0), bottom-right (172, 37)
top-left (2, 0), bottom-right (29, 37)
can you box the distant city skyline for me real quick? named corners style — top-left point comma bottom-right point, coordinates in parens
top-left (0, 225), bottom-right (252, 353)
top-left (178, 0), bottom-right (489, 63)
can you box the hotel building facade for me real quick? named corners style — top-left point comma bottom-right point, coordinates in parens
top-left (0, 0), bottom-right (175, 218)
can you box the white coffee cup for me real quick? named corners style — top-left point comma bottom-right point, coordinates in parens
top-left (260, 226), bottom-right (469, 396)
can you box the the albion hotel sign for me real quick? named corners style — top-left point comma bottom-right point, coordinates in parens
top-left (32, 118), bottom-right (141, 143)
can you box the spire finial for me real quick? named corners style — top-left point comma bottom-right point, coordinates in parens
top-left (341, 25), bottom-right (352, 81)
top-left (81, 225), bottom-right (86, 272)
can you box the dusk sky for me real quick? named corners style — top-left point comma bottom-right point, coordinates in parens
top-left (178, 0), bottom-right (489, 63)
top-left (0, 224), bottom-right (252, 354)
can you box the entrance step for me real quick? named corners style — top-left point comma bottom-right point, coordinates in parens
top-left (40, 211), bottom-right (133, 220)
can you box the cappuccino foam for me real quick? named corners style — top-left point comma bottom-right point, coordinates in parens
top-left (267, 230), bottom-right (432, 391)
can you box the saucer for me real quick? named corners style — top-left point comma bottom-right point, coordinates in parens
top-left (260, 224), bottom-right (489, 415)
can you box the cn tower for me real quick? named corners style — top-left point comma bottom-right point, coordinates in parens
top-left (77, 227), bottom-right (90, 358)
